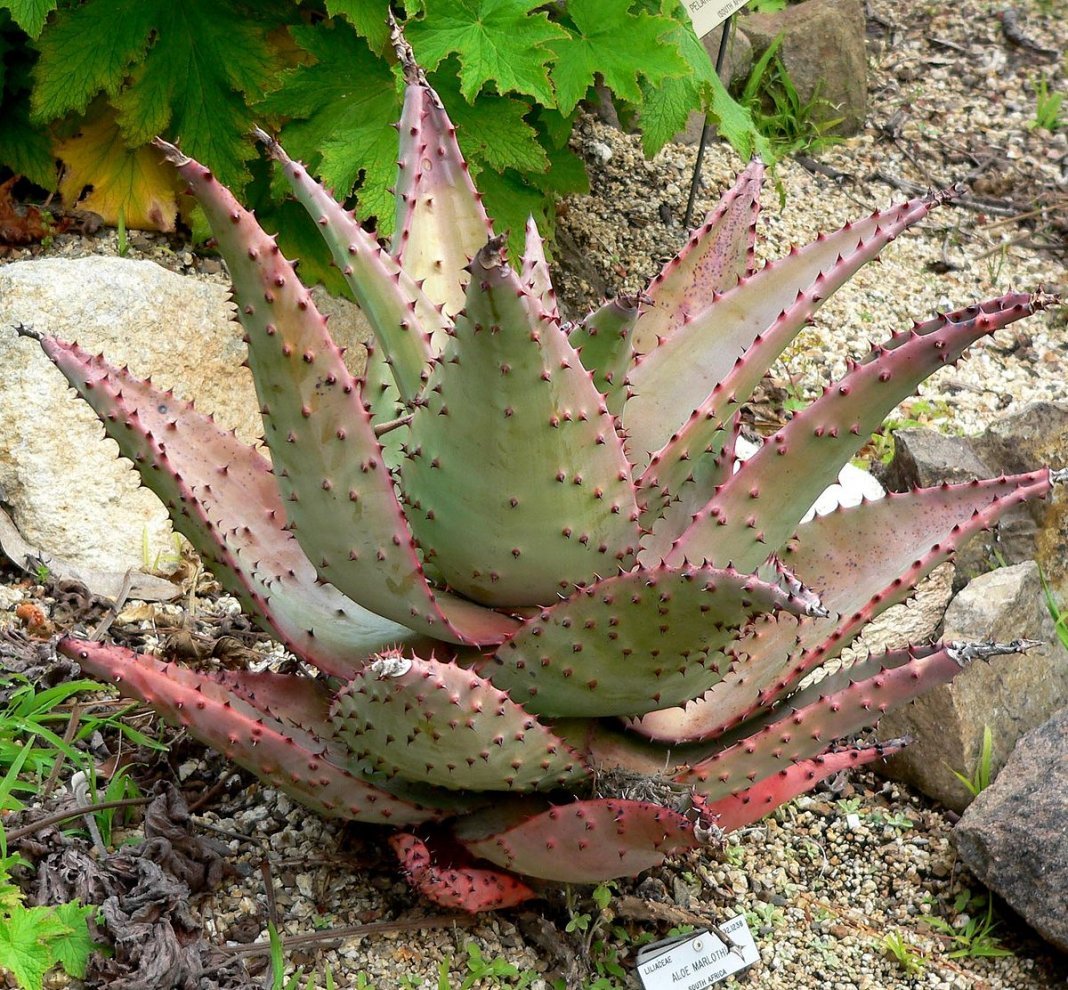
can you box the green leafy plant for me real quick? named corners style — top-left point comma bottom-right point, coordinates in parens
top-left (950, 725), bottom-right (995, 798)
top-left (1029, 76), bottom-right (1065, 133)
top-left (22, 25), bottom-right (1059, 914)
top-left (882, 930), bottom-right (926, 975)
top-left (922, 890), bottom-right (1013, 960)
top-left (266, 920), bottom-right (338, 990)
top-left (0, 847), bottom-right (97, 990)
top-left (0, 675), bottom-right (165, 801)
top-left (0, 0), bottom-right (762, 278)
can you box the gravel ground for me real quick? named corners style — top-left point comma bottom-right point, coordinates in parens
top-left (3, 0), bottom-right (1068, 988)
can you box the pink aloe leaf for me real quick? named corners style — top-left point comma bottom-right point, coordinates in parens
top-left (62, 638), bottom-right (441, 825)
top-left (674, 640), bottom-right (1033, 800)
top-left (23, 329), bottom-right (413, 677)
top-left (631, 469), bottom-right (1052, 743)
top-left (389, 833), bottom-right (535, 912)
top-left (257, 130), bottom-right (441, 399)
top-left (699, 739), bottom-right (908, 833)
top-left (629, 157), bottom-right (763, 354)
top-left (390, 21), bottom-right (495, 317)
top-left (669, 291), bottom-right (1057, 574)
top-left (623, 189), bottom-right (955, 468)
top-left (453, 797), bottom-right (703, 883)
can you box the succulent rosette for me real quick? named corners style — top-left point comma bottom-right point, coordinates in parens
top-left (23, 26), bottom-right (1056, 911)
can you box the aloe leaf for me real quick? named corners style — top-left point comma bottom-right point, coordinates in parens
top-left (487, 562), bottom-right (822, 718)
top-left (453, 797), bottom-right (702, 882)
top-left (400, 236), bottom-right (641, 607)
top-left (623, 190), bottom-right (953, 467)
top-left (567, 294), bottom-right (642, 415)
top-left (389, 833), bottom-right (535, 911)
top-left (675, 641), bottom-right (1023, 800)
top-left (391, 23), bottom-right (495, 317)
top-left (258, 131), bottom-right (440, 399)
top-left (629, 157), bottom-right (763, 354)
top-left (669, 291), bottom-right (1055, 573)
top-left (155, 141), bottom-right (519, 647)
top-left (333, 653), bottom-right (588, 792)
top-left (62, 638), bottom-right (441, 825)
top-left (695, 739), bottom-right (907, 831)
top-left (520, 216), bottom-right (559, 323)
top-left (632, 469), bottom-right (1052, 743)
top-left (26, 330), bottom-right (414, 676)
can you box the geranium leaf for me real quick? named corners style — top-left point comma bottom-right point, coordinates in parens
top-left (406, 0), bottom-right (568, 103)
top-left (45, 902), bottom-right (95, 979)
top-left (30, 0), bottom-right (156, 122)
top-left (550, 0), bottom-right (688, 114)
top-left (0, 100), bottom-right (55, 189)
top-left (2, 0), bottom-right (57, 37)
top-left (0, 906), bottom-right (68, 990)
top-left (34, 0), bottom-right (282, 190)
top-left (326, 0), bottom-right (393, 53)
top-left (56, 105), bottom-right (179, 229)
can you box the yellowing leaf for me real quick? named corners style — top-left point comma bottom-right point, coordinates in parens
top-left (56, 107), bottom-right (179, 230)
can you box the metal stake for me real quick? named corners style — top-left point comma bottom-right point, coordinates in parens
top-left (683, 16), bottom-right (734, 230)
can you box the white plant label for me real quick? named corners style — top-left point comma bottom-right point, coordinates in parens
top-left (635, 916), bottom-right (759, 989)
top-left (682, 0), bottom-right (752, 39)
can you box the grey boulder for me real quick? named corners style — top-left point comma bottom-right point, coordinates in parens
top-left (955, 706), bottom-right (1068, 952)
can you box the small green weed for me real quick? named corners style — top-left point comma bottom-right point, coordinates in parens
top-left (1029, 77), bottom-right (1065, 132)
top-left (950, 725), bottom-right (995, 798)
top-left (834, 796), bottom-right (863, 816)
top-left (456, 942), bottom-right (538, 989)
top-left (745, 901), bottom-right (785, 931)
top-left (736, 36), bottom-right (845, 159)
top-left (922, 890), bottom-right (1014, 959)
top-left (861, 398), bottom-right (954, 467)
top-left (116, 207), bottom-right (129, 257)
top-left (266, 920), bottom-right (338, 990)
top-left (1040, 567), bottom-right (1068, 652)
top-left (882, 930), bottom-right (927, 975)
top-left (869, 810), bottom-right (914, 831)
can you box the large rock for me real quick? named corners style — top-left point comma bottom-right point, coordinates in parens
top-left (0, 256), bottom-right (371, 578)
top-left (878, 561), bottom-right (1068, 812)
top-left (955, 707), bottom-right (1068, 952)
top-left (738, 0), bottom-right (868, 136)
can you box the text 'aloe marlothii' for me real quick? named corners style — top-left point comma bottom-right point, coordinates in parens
top-left (24, 24), bottom-right (1058, 912)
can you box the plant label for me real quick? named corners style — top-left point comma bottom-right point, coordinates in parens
top-left (635, 915), bottom-right (759, 989)
top-left (682, 0), bottom-right (752, 39)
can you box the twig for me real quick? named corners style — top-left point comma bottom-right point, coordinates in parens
top-left (373, 413), bottom-right (413, 437)
top-left (186, 772), bottom-right (238, 813)
top-left (869, 171), bottom-right (1021, 216)
top-left (212, 914), bottom-right (480, 959)
top-left (795, 155), bottom-right (853, 183)
top-left (5, 796), bottom-right (151, 843)
top-left (89, 570), bottom-right (133, 641)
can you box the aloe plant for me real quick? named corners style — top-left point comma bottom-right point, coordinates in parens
top-left (19, 25), bottom-right (1058, 913)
